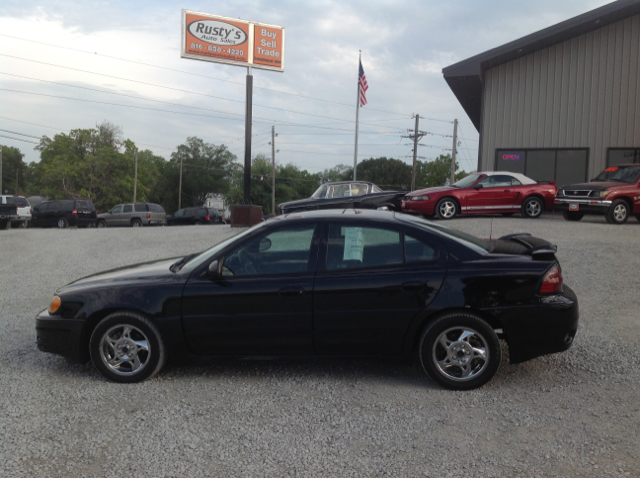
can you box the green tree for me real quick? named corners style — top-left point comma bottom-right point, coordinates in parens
top-left (318, 164), bottom-right (351, 183)
top-left (354, 157), bottom-right (412, 190)
top-left (415, 154), bottom-right (469, 189)
top-left (0, 145), bottom-right (28, 195)
top-left (151, 137), bottom-right (236, 215)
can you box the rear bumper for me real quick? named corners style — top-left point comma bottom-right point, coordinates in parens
top-left (36, 310), bottom-right (87, 362)
top-left (492, 285), bottom-right (579, 364)
top-left (554, 198), bottom-right (611, 215)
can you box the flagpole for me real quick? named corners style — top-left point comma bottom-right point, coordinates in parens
top-left (353, 51), bottom-right (361, 181)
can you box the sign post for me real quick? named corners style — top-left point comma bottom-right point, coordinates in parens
top-left (181, 10), bottom-right (285, 225)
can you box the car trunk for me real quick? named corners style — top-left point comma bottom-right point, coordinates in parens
top-left (487, 233), bottom-right (557, 260)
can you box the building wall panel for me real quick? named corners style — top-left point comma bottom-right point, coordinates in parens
top-left (481, 14), bottom-right (640, 178)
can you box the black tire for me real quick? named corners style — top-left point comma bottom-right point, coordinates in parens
top-left (131, 219), bottom-right (143, 228)
top-left (562, 210), bottom-right (584, 221)
top-left (521, 196), bottom-right (544, 219)
top-left (501, 213), bottom-right (514, 217)
top-left (435, 198), bottom-right (458, 220)
top-left (97, 220), bottom-right (106, 228)
top-left (89, 311), bottom-right (166, 383)
top-left (56, 217), bottom-right (68, 229)
top-left (605, 199), bottom-right (630, 224)
top-left (418, 312), bottom-right (501, 390)
top-left (635, 215), bottom-right (640, 223)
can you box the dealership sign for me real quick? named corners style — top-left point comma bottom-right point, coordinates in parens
top-left (181, 10), bottom-right (285, 72)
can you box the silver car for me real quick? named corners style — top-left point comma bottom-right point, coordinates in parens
top-left (97, 203), bottom-right (167, 228)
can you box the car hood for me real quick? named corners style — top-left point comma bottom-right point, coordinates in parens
top-left (58, 257), bottom-right (182, 292)
top-left (409, 186), bottom-right (458, 196)
top-left (560, 181), bottom-right (624, 191)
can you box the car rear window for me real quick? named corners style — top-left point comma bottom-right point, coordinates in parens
top-left (149, 204), bottom-right (165, 213)
top-left (207, 208), bottom-right (221, 216)
top-left (134, 203), bottom-right (147, 212)
top-left (7, 197), bottom-right (30, 207)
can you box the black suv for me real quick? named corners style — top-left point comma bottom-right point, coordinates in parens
top-left (32, 199), bottom-right (97, 228)
top-left (167, 207), bottom-right (223, 226)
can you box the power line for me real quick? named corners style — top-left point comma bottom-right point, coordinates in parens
top-left (0, 134), bottom-right (39, 144)
top-left (0, 128), bottom-right (41, 139)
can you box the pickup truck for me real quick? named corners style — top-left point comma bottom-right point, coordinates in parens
top-left (0, 195), bottom-right (31, 228)
top-left (555, 163), bottom-right (640, 224)
top-left (0, 203), bottom-right (18, 229)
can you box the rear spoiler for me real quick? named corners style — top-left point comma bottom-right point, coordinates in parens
top-left (497, 233), bottom-right (557, 259)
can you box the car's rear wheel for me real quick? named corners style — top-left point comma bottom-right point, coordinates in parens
top-left (57, 217), bottom-right (68, 229)
top-left (605, 199), bottom-right (630, 224)
top-left (21, 220), bottom-right (29, 228)
top-left (193, 220), bottom-right (202, 226)
top-left (521, 197), bottom-right (543, 218)
top-left (97, 220), bottom-right (106, 228)
top-left (131, 219), bottom-right (142, 227)
top-left (562, 210), bottom-right (584, 221)
top-left (435, 198), bottom-right (458, 220)
top-left (418, 312), bottom-right (501, 390)
top-left (89, 312), bottom-right (166, 383)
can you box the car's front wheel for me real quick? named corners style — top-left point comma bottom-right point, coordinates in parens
top-left (521, 197), bottom-right (543, 218)
top-left (97, 220), bottom-right (106, 228)
top-left (89, 312), bottom-right (166, 383)
top-left (606, 199), bottom-right (630, 224)
top-left (562, 210), bottom-right (584, 221)
top-left (435, 198), bottom-right (458, 220)
top-left (418, 312), bottom-right (501, 390)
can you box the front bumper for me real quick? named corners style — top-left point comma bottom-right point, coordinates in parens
top-left (36, 309), bottom-right (88, 362)
top-left (492, 285), bottom-right (579, 364)
top-left (554, 198), bottom-right (611, 215)
top-left (401, 200), bottom-right (436, 216)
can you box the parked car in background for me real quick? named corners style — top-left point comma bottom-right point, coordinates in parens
top-left (0, 195), bottom-right (31, 228)
top-left (97, 203), bottom-right (167, 228)
top-left (167, 207), bottom-right (223, 226)
top-left (278, 181), bottom-right (406, 215)
top-left (402, 172), bottom-right (557, 219)
top-left (31, 199), bottom-right (97, 228)
top-left (555, 164), bottom-right (640, 224)
top-left (0, 202), bottom-right (18, 230)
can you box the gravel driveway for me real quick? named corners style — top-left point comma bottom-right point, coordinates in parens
top-left (1, 214), bottom-right (639, 477)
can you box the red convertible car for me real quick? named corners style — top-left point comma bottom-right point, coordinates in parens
top-left (402, 172), bottom-right (557, 219)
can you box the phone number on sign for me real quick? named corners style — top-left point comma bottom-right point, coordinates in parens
top-left (190, 43), bottom-right (244, 56)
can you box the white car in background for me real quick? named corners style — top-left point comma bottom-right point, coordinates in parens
top-left (0, 195), bottom-right (31, 228)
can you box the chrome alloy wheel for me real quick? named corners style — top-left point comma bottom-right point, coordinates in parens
top-left (432, 327), bottom-right (489, 381)
top-left (99, 324), bottom-right (150, 376)
top-left (613, 203), bottom-right (627, 222)
top-left (525, 199), bottom-right (542, 217)
top-left (438, 200), bottom-right (457, 219)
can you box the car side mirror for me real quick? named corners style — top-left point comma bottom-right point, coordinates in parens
top-left (473, 184), bottom-right (483, 189)
top-left (259, 237), bottom-right (272, 252)
top-left (207, 259), bottom-right (222, 279)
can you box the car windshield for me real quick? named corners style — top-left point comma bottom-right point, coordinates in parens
top-left (395, 213), bottom-right (491, 254)
top-left (311, 185), bottom-right (328, 199)
top-left (177, 222), bottom-right (268, 272)
top-left (594, 165), bottom-right (640, 183)
top-left (451, 174), bottom-right (483, 189)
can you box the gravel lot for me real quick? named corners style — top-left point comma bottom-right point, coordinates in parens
top-left (1, 213), bottom-right (639, 477)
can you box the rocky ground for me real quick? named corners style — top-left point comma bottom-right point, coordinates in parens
top-left (1, 213), bottom-right (638, 476)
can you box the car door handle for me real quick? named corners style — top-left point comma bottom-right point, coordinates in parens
top-left (401, 281), bottom-right (424, 292)
top-left (279, 286), bottom-right (305, 296)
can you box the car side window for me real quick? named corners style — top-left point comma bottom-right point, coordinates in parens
top-left (510, 177), bottom-right (522, 186)
top-left (350, 183), bottom-right (369, 196)
top-left (60, 200), bottom-right (74, 211)
top-left (491, 175), bottom-right (515, 187)
top-left (222, 224), bottom-right (317, 277)
top-left (326, 224), bottom-right (403, 271)
top-left (372, 185), bottom-right (382, 193)
top-left (123, 205), bottom-right (133, 213)
top-left (111, 205), bottom-right (123, 214)
top-left (174, 209), bottom-right (185, 217)
top-left (405, 234), bottom-right (437, 263)
top-left (477, 177), bottom-right (494, 188)
top-left (134, 203), bottom-right (147, 212)
top-left (332, 184), bottom-right (351, 197)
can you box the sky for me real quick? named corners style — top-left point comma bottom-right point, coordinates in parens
top-left (0, 0), bottom-right (613, 176)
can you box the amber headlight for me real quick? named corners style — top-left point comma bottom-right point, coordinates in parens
top-left (411, 195), bottom-right (430, 201)
top-left (49, 296), bottom-right (62, 314)
top-left (596, 190), bottom-right (609, 198)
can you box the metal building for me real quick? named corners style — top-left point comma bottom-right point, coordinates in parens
top-left (443, 0), bottom-right (640, 185)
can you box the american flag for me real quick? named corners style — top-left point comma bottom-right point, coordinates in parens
top-left (358, 60), bottom-right (368, 107)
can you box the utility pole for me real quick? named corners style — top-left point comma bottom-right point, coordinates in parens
top-left (450, 119), bottom-right (458, 184)
top-left (271, 126), bottom-right (276, 215)
top-left (15, 168), bottom-right (18, 195)
top-left (0, 147), bottom-right (3, 195)
top-left (244, 66), bottom-right (253, 204)
top-left (178, 152), bottom-right (183, 210)
top-left (401, 114), bottom-right (428, 191)
top-left (133, 151), bottom-right (138, 203)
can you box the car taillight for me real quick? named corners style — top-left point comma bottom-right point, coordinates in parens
top-left (205, 215), bottom-right (210, 221)
top-left (540, 264), bottom-right (563, 294)
top-left (147, 212), bottom-right (151, 219)
top-left (71, 209), bottom-right (78, 215)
